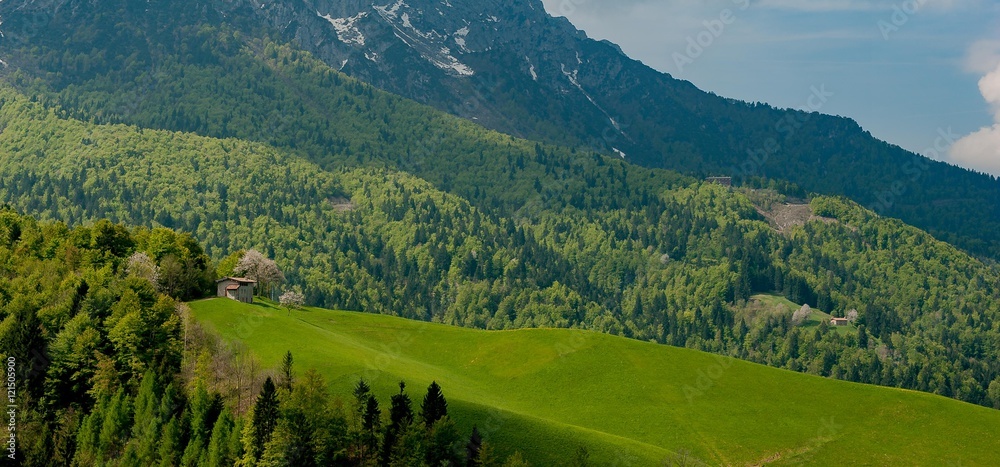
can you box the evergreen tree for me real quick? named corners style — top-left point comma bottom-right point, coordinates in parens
top-left (465, 426), bottom-right (483, 467)
top-left (361, 394), bottom-right (382, 464)
top-left (388, 422), bottom-right (426, 467)
top-left (181, 384), bottom-right (220, 466)
top-left (73, 398), bottom-right (103, 466)
top-left (381, 381), bottom-right (414, 465)
top-left (353, 378), bottom-right (372, 424)
top-left (388, 382), bottom-right (415, 429)
top-left (280, 351), bottom-right (294, 393)
top-left (426, 416), bottom-right (461, 466)
top-left (248, 377), bottom-right (280, 460)
top-left (187, 385), bottom-right (221, 447)
top-left (205, 410), bottom-right (238, 467)
top-left (126, 371), bottom-right (163, 464)
top-left (180, 435), bottom-right (206, 467)
top-left (158, 415), bottom-right (182, 467)
top-left (349, 378), bottom-right (373, 463)
top-left (97, 388), bottom-right (133, 462)
top-left (476, 441), bottom-right (500, 467)
top-left (421, 381), bottom-right (448, 428)
top-left (2, 300), bottom-right (47, 399)
top-left (264, 408), bottom-right (316, 467)
top-left (268, 368), bottom-right (335, 467)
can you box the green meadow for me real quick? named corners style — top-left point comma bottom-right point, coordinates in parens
top-left (191, 298), bottom-right (1000, 466)
top-left (747, 294), bottom-right (856, 336)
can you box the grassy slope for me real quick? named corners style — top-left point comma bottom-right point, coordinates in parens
top-left (749, 294), bottom-right (854, 336)
top-left (191, 298), bottom-right (1000, 466)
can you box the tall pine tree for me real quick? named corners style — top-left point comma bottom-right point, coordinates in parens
top-left (247, 377), bottom-right (280, 460)
top-left (421, 381), bottom-right (448, 428)
top-left (361, 395), bottom-right (382, 464)
top-left (280, 351), bottom-right (294, 393)
top-left (381, 381), bottom-right (414, 465)
top-left (465, 426), bottom-right (483, 467)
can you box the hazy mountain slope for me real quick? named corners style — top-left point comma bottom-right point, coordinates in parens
top-left (231, 0), bottom-right (1000, 258)
top-left (4, 0), bottom-right (993, 257)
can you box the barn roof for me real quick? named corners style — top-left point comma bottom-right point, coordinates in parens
top-left (216, 277), bottom-right (257, 284)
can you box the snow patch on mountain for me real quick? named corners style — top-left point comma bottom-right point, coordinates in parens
top-left (453, 26), bottom-right (469, 52)
top-left (318, 11), bottom-right (368, 46)
top-left (373, 1), bottom-right (473, 76)
top-left (378, 0), bottom-right (406, 17)
top-left (562, 64), bottom-right (622, 134)
top-left (525, 56), bottom-right (537, 81)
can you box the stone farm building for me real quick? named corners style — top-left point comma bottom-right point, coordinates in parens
top-left (216, 277), bottom-right (256, 303)
top-left (830, 317), bottom-right (850, 327)
top-left (706, 176), bottom-right (732, 187)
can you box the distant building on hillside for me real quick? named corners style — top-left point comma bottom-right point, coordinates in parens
top-left (706, 176), bottom-right (732, 187)
top-left (216, 277), bottom-right (256, 303)
top-left (830, 317), bottom-right (850, 327)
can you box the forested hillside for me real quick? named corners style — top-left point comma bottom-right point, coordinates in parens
top-left (2, 84), bottom-right (1000, 408)
top-left (0, 212), bottom-right (500, 466)
top-left (0, 210), bottom-right (210, 464)
top-left (2, 0), bottom-right (999, 259)
top-left (1, 2), bottom-right (999, 465)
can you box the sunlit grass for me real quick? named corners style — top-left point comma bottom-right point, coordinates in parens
top-left (192, 298), bottom-right (1000, 465)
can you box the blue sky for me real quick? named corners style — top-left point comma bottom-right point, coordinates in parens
top-left (540, 0), bottom-right (1000, 175)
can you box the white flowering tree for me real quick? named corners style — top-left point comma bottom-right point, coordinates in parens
top-left (233, 249), bottom-right (285, 300)
top-left (792, 304), bottom-right (812, 326)
top-left (126, 252), bottom-right (160, 288)
top-left (279, 289), bottom-right (306, 315)
top-left (846, 309), bottom-right (859, 323)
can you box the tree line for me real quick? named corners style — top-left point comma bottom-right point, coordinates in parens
top-left (0, 30), bottom-right (999, 409)
top-left (0, 212), bottom-right (543, 466)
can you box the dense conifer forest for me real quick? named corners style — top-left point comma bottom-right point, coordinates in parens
top-left (2, 82), bottom-right (1000, 410)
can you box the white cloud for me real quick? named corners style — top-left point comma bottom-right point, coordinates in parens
top-left (965, 39), bottom-right (1000, 73)
top-left (950, 62), bottom-right (1000, 175)
top-left (983, 66), bottom-right (1000, 120)
top-left (950, 124), bottom-right (1000, 175)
